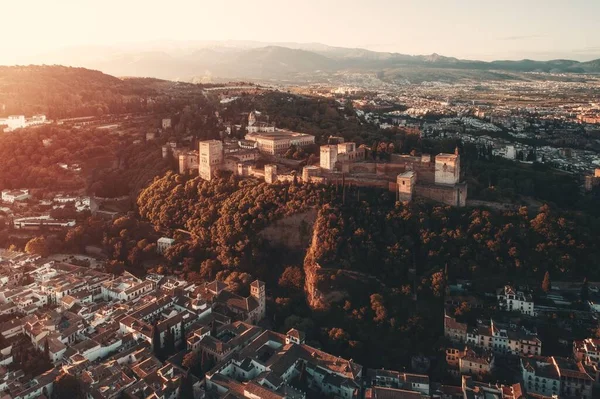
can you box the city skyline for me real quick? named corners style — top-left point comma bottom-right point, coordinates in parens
top-left (1, 0), bottom-right (599, 65)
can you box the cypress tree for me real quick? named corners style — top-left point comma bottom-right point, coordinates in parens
top-left (179, 320), bottom-right (186, 351)
top-left (152, 325), bottom-right (162, 358)
top-left (44, 339), bottom-right (50, 361)
top-left (542, 271), bottom-right (551, 293)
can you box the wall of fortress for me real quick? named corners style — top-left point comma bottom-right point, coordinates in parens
top-left (343, 161), bottom-right (435, 184)
top-left (415, 182), bottom-right (468, 207)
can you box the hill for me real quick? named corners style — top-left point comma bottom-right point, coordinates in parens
top-left (0, 65), bottom-right (166, 118)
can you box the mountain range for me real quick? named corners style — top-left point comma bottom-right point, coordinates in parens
top-left (19, 41), bottom-right (600, 83)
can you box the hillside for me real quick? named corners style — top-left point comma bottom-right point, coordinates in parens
top-left (0, 66), bottom-right (166, 118)
top-left (0, 124), bottom-right (169, 196)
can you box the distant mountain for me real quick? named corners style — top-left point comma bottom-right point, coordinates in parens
top-left (17, 41), bottom-right (600, 83)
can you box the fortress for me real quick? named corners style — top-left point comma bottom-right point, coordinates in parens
top-left (195, 136), bottom-right (467, 207)
top-left (304, 140), bottom-right (467, 207)
top-left (191, 111), bottom-right (467, 207)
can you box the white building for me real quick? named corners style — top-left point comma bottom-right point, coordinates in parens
top-left (53, 195), bottom-right (91, 212)
top-left (244, 130), bottom-right (315, 155)
top-left (0, 115), bottom-right (47, 132)
top-left (574, 338), bottom-right (600, 367)
top-left (101, 274), bottom-right (154, 302)
top-left (465, 319), bottom-right (541, 356)
top-left (157, 237), bottom-right (175, 255)
top-left (521, 356), bottom-right (594, 399)
top-left (0, 115), bottom-right (25, 132)
top-left (1, 189), bottom-right (30, 204)
top-left (497, 285), bottom-right (534, 316)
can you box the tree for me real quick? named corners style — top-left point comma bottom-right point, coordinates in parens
top-left (542, 271), bottom-right (551, 293)
top-left (278, 266), bottom-right (304, 291)
top-left (164, 328), bottom-right (175, 357)
top-left (179, 320), bottom-right (186, 351)
top-left (182, 351), bottom-right (198, 370)
top-left (431, 271), bottom-right (446, 298)
top-left (221, 271), bottom-right (252, 295)
top-left (200, 259), bottom-right (219, 280)
top-left (180, 372), bottom-right (195, 399)
top-left (328, 328), bottom-right (350, 342)
top-left (105, 260), bottom-right (125, 275)
top-left (152, 325), bottom-right (162, 358)
top-left (44, 339), bottom-right (50, 361)
top-left (370, 294), bottom-right (387, 323)
top-left (25, 236), bottom-right (51, 257)
top-left (200, 351), bottom-right (215, 373)
top-left (52, 373), bottom-right (85, 399)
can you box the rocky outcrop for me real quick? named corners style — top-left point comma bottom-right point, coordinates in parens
top-left (303, 206), bottom-right (351, 310)
top-left (302, 205), bottom-right (390, 311)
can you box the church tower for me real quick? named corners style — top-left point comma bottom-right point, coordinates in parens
top-left (250, 280), bottom-right (266, 321)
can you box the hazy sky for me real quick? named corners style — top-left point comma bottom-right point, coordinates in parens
top-left (2, 0), bottom-right (599, 64)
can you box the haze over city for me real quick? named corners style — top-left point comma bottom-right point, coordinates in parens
top-left (2, 0), bottom-right (600, 65)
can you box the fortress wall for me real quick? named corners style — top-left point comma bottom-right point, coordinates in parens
top-left (416, 183), bottom-right (467, 207)
top-left (347, 163), bottom-right (377, 174)
top-left (413, 164), bottom-right (436, 184)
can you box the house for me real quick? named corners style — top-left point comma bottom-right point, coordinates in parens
top-left (521, 355), bottom-right (595, 399)
top-left (574, 338), bottom-right (600, 367)
top-left (459, 348), bottom-right (494, 378)
top-left (466, 319), bottom-right (542, 356)
top-left (497, 285), bottom-right (534, 316)
top-left (192, 279), bottom-right (266, 324)
top-left (366, 369), bottom-right (430, 395)
top-left (444, 313), bottom-right (467, 343)
top-left (101, 273), bottom-right (155, 302)
top-left (461, 375), bottom-right (524, 399)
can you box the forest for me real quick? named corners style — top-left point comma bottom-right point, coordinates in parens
top-left (130, 172), bottom-right (600, 369)
top-left (0, 66), bottom-right (157, 118)
top-left (0, 65), bottom-right (212, 119)
top-left (0, 125), bottom-right (169, 197)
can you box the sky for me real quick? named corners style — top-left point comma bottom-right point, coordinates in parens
top-left (1, 0), bottom-right (599, 64)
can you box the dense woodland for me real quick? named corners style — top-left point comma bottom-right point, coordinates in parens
top-left (0, 66), bottom-right (215, 119)
top-left (0, 66), bottom-right (156, 118)
top-left (131, 172), bottom-right (600, 369)
top-left (0, 125), bottom-right (169, 197)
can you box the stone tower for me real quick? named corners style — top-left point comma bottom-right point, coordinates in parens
top-left (397, 171), bottom-right (416, 202)
top-left (250, 280), bottom-right (266, 321)
top-left (264, 164), bottom-right (278, 184)
top-left (434, 153), bottom-right (460, 185)
top-left (320, 145), bottom-right (338, 170)
top-left (198, 140), bottom-right (223, 181)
